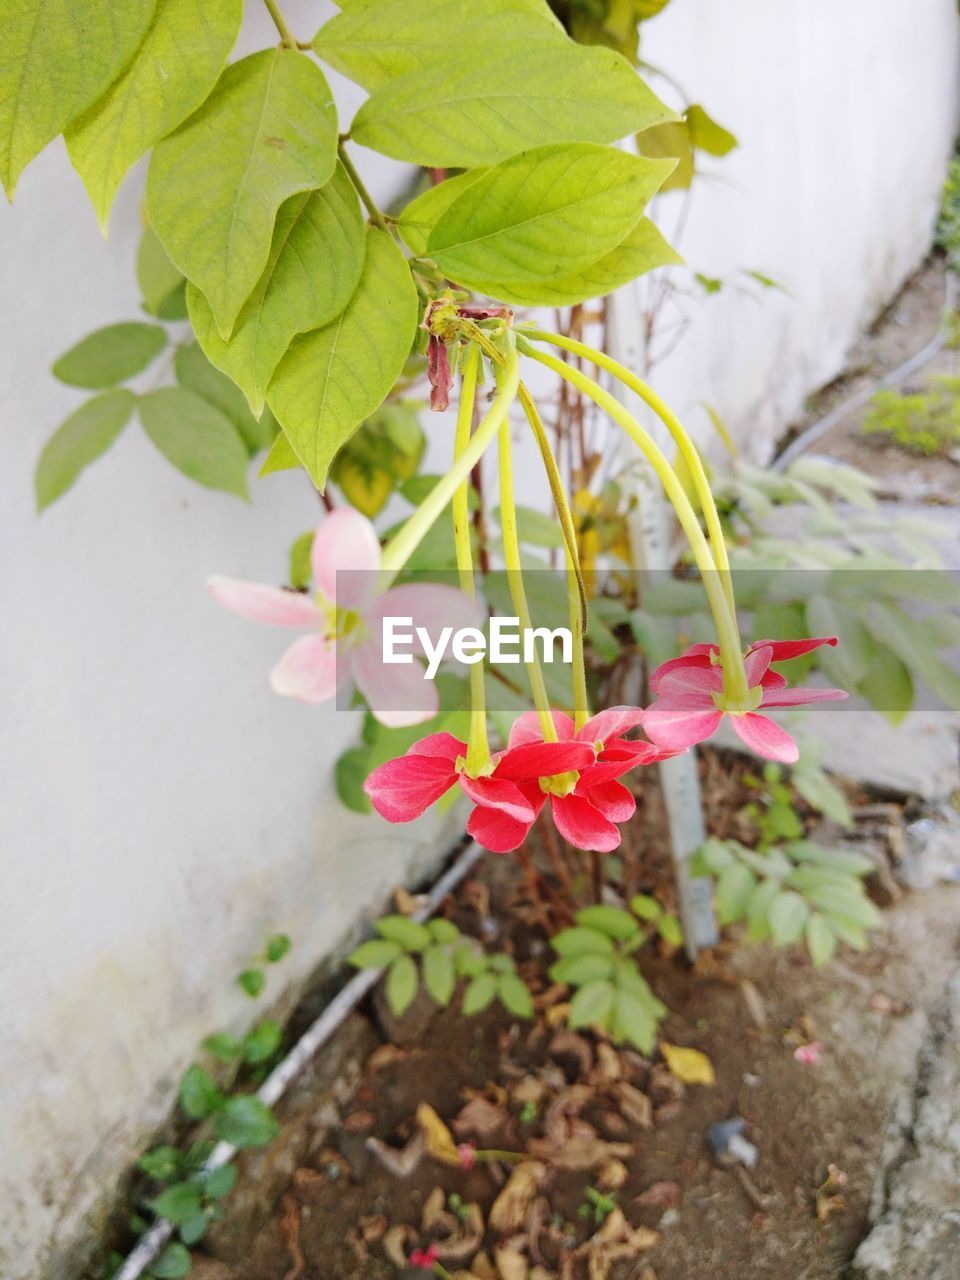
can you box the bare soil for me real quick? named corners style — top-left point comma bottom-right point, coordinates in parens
top-left (184, 756), bottom-right (960, 1280)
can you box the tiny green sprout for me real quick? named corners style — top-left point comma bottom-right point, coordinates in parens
top-left (447, 1192), bottom-right (470, 1222)
top-left (519, 1100), bottom-right (538, 1126)
top-left (579, 1185), bottom-right (618, 1226)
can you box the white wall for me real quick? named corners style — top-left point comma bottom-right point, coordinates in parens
top-left (640, 0), bottom-right (960, 460)
top-left (1, 2), bottom-right (958, 1278)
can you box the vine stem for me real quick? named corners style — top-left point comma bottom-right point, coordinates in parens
top-left (453, 347), bottom-right (491, 773)
top-left (517, 336), bottom-right (749, 704)
top-left (498, 413), bottom-right (558, 743)
top-left (523, 327), bottom-right (735, 614)
top-left (379, 342), bottom-right (521, 588)
top-left (517, 382), bottom-right (590, 731)
top-left (337, 142), bottom-right (391, 235)
top-left (261, 0), bottom-right (298, 48)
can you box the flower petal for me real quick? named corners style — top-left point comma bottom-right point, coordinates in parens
top-left (730, 712), bottom-right (799, 763)
top-left (493, 740), bottom-right (594, 781)
top-left (655, 664), bottom-right (723, 696)
top-left (649, 645), bottom-right (716, 692)
top-left (642, 698), bottom-right (723, 751)
top-left (269, 633), bottom-right (341, 702)
top-left (507, 709), bottom-right (575, 748)
top-left (364, 754), bottom-right (459, 822)
top-left (749, 635), bottom-right (838, 662)
top-left (466, 804), bottom-right (533, 853)
top-left (551, 794), bottom-right (621, 852)
top-left (743, 644), bottom-right (773, 687)
top-left (759, 686), bottom-right (848, 708)
top-left (578, 705), bottom-right (645, 744)
top-left (460, 773), bottom-right (536, 821)
top-left (353, 640), bottom-right (439, 728)
top-left (311, 510), bottom-right (381, 608)
top-left (403, 732), bottom-right (466, 762)
top-left (374, 582), bottom-right (484, 646)
top-left (207, 576), bottom-right (321, 627)
top-left (579, 778), bottom-right (636, 823)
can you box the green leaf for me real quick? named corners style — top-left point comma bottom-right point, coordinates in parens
top-left (138, 1146), bottom-right (182, 1181)
top-left (53, 323), bottom-right (166, 389)
top-left (66, 0), bottom-right (243, 229)
top-left (179, 1065), bottom-right (222, 1120)
top-left (178, 1212), bottom-right (209, 1246)
top-left (267, 228), bottom-right (417, 488)
top-left (498, 973), bottom-right (534, 1018)
top-left (385, 953), bottom-right (419, 1016)
top-left (398, 170), bottom-right (487, 256)
top-left (792, 764), bottom-right (853, 828)
top-left (139, 388), bottom-right (250, 498)
top-left (215, 1096), bottom-right (280, 1148)
top-left (858, 644), bottom-right (913, 724)
top-left (630, 894), bottom-right (662, 921)
top-left (202, 1033), bottom-right (241, 1063)
top-left (152, 1243), bottom-right (192, 1278)
top-left (427, 145), bottom-right (674, 291)
top-left (147, 48), bottom-right (338, 338)
top-left (822, 913), bottom-right (868, 951)
top-left (462, 971), bottom-right (498, 1015)
top-left (745, 877), bottom-right (780, 942)
top-left (475, 216), bottom-right (682, 306)
top-left (575, 905), bottom-right (638, 940)
top-left (423, 944), bottom-right (456, 1006)
top-left (335, 747), bottom-right (373, 813)
top-left (201, 1163), bottom-right (237, 1199)
top-left (428, 919), bottom-right (461, 944)
top-left (188, 164), bottom-right (365, 416)
top-left (237, 968), bottom-right (265, 998)
top-left (375, 915), bottom-right (433, 951)
top-left (265, 934), bottom-right (292, 963)
top-left (715, 861), bottom-right (755, 925)
top-left (174, 342), bottom-right (276, 454)
top-left (35, 389), bottom-right (136, 511)
top-left (768, 890), bottom-right (810, 946)
top-left (569, 979), bottom-right (615, 1031)
top-left (658, 914), bottom-right (683, 947)
top-left (454, 942), bottom-right (489, 978)
top-left (350, 41), bottom-right (675, 168)
top-left (551, 926), bottom-right (615, 957)
top-left (785, 840), bottom-right (874, 877)
top-left (349, 938), bottom-right (402, 969)
top-left (805, 914), bottom-right (837, 967)
top-left (138, 223), bottom-right (187, 319)
top-left (686, 104), bottom-right (737, 157)
top-left (151, 1183), bottom-right (203, 1226)
top-left (242, 1020), bottom-right (282, 1064)
top-left (611, 989), bottom-right (657, 1053)
top-left (0, 0), bottom-right (155, 197)
top-left (314, 0), bottom-right (562, 91)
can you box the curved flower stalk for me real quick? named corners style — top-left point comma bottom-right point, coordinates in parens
top-left (642, 637), bottom-right (847, 763)
top-left (208, 508), bottom-right (479, 727)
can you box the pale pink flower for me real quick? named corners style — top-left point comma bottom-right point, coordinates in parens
top-left (793, 1041), bottom-right (823, 1066)
top-left (208, 509), bottom-right (478, 727)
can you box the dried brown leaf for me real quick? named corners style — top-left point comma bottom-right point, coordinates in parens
top-left (613, 1082), bottom-right (653, 1130)
top-left (453, 1095), bottom-right (509, 1143)
top-left (489, 1162), bottom-right (548, 1234)
top-left (382, 1224), bottom-right (414, 1267)
top-left (366, 1130), bottom-right (424, 1177)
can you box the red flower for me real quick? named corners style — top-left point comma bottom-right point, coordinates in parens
top-left (457, 1142), bottom-right (476, 1170)
top-left (468, 707), bottom-right (675, 854)
top-left (642, 637), bottom-right (847, 764)
top-left (409, 1243), bottom-right (440, 1269)
top-left (363, 731), bottom-right (591, 832)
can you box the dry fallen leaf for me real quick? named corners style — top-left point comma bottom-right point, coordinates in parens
top-left (366, 1130), bottom-right (424, 1177)
top-left (422, 1186), bottom-right (449, 1233)
top-left (453, 1095), bottom-right (509, 1144)
top-left (545, 1002), bottom-right (571, 1028)
top-left (613, 1082), bottom-right (653, 1129)
top-left (418, 1102), bottom-right (462, 1165)
top-left (634, 1180), bottom-right (681, 1213)
top-left (527, 1132), bottom-right (633, 1171)
top-left (489, 1161), bottom-right (548, 1234)
top-left (660, 1042), bottom-right (716, 1086)
top-left (591, 1043), bottom-right (623, 1085)
top-left (382, 1224), bottom-right (414, 1267)
top-left (495, 1245), bottom-right (529, 1280)
top-left (596, 1157), bottom-right (629, 1191)
top-left (549, 1030), bottom-right (594, 1078)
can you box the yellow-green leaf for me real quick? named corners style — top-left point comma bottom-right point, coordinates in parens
top-left (661, 1041), bottom-right (715, 1086)
top-left (463, 216), bottom-right (682, 306)
top-left (187, 163), bottom-right (365, 416)
top-left (427, 144), bottom-right (675, 289)
top-left (66, 0), bottom-right (242, 230)
top-left (267, 228), bottom-right (418, 489)
top-left (139, 387), bottom-right (249, 498)
top-left (398, 169), bottom-right (487, 256)
top-left (52, 322), bottom-right (167, 389)
top-left (0, 0), bottom-right (155, 197)
top-left (35, 390), bottom-right (136, 511)
top-left (147, 48), bottom-right (338, 339)
top-left (351, 41), bottom-right (676, 168)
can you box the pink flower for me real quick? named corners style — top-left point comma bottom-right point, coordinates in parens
top-left (457, 1142), bottom-right (476, 1170)
top-left (208, 510), bottom-right (478, 727)
top-left (409, 1243), bottom-right (440, 1269)
top-left (468, 707), bottom-right (677, 854)
top-left (363, 731), bottom-right (593, 837)
top-left (642, 637), bottom-right (847, 764)
top-left (794, 1041), bottom-right (822, 1066)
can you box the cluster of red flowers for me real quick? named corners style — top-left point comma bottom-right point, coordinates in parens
top-left (364, 636), bottom-right (846, 855)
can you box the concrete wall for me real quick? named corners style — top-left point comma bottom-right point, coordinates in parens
top-left (1, 2), bottom-right (958, 1277)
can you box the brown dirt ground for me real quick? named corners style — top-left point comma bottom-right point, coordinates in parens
top-left (183, 755), bottom-right (960, 1280)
